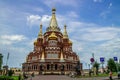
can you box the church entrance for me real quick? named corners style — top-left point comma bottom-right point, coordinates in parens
top-left (39, 63), bottom-right (64, 75)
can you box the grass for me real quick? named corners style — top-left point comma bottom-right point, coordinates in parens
top-left (11, 76), bottom-right (19, 80)
top-left (76, 72), bottom-right (117, 78)
top-left (0, 76), bottom-right (19, 80)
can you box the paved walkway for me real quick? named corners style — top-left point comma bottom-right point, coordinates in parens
top-left (27, 75), bottom-right (119, 80)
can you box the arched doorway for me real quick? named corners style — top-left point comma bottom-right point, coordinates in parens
top-left (39, 65), bottom-right (43, 74)
top-left (47, 64), bottom-right (50, 70)
top-left (61, 65), bottom-right (64, 75)
top-left (55, 64), bottom-right (57, 70)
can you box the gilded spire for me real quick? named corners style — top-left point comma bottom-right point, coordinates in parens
top-left (46, 8), bottom-right (60, 32)
top-left (49, 8), bottom-right (58, 28)
top-left (63, 25), bottom-right (68, 38)
top-left (38, 23), bottom-right (42, 38)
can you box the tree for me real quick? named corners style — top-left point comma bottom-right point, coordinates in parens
top-left (0, 53), bottom-right (3, 70)
top-left (116, 63), bottom-right (120, 71)
top-left (93, 61), bottom-right (100, 75)
top-left (8, 70), bottom-right (14, 76)
top-left (107, 58), bottom-right (117, 72)
top-left (75, 61), bottom-right (81, 75)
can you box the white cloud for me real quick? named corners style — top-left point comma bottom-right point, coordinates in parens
top-left (71, 39), bottom-right (83, 52)
top-left (27, 15), bottom-right (41, 21)
top-left (27, 14), bottom-right (51, 27)
top-left (1, 35), bottom-right (26, 41)
top-left (92, 38), bottom-right (120, 61)
top-left (0, 40), bottom-right (12, 45)
top-left (79, 27), bottom-right (120, 41)
top-left (27, 15), bottom-right (41, 26)
top-left (41, 15), bottom-right (51, 22)
top-left (81, 31), bottom-right (116, 41)
top-left (0, 35), bottom-right (27, 45)
top-left (100, 38), bottom-right (120, 49)
top-left (41, 15), bottom-right (51, 27)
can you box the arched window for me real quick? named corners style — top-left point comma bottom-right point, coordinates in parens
top-left (55, 64), bottom-right (57, 70)
top-left (40, 65), bottom-right (43, 71)
top-left (69, 64), bottom-right (70, 70)
top-left (47, 64), bottom-right (50, 70)
top-left (61, 65), bottom-right (64, 71)
top-left (67, 64), bottom-right (69, 70)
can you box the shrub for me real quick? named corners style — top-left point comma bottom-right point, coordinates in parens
top-left (0, 76), bottom-right (14, 80)
top-left (8, 70), bottom-right (14, 76)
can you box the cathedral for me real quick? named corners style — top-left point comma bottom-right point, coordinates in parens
top-left (22, 8), bottom-right (82, 75)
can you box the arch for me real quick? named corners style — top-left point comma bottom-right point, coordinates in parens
top-left (40, 65), bottom-right (43, 71)
top-left (61, 65), bottom-right (64, 71)
top-left (67, 64), bottom-right (69, 70)
top-left (47, 64), bottom-right (50, 70)
top-left (55, 64), bottom-right (57, 70)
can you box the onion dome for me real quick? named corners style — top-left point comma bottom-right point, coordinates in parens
top-left (34, 40), bottom-right (37, 45)
top-left (48, 32), bottom-right (57, 40)
top-left (69, 40), bottom-right (73, 45)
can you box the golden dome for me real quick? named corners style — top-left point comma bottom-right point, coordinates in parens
top-left (69, 40), bottom-right (72, 44)
top-left (48, 32), bottom-right (57, 39)
top-left (34, 40), bottom-right (37, 45)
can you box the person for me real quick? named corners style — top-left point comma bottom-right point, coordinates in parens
top-left (109, 71), bottom-right (112, 80)
top-left (89, 70), bottom-right (91, 77)
top-left (30, 72), bottom-right (34, 80)
top-left (31, 72), bottom-right (34, 77)
top-left (23, 72), bottom-right (28, 80)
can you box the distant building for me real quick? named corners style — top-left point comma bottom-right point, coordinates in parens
top-left (10, 67), bottom-right (22, 72)
top-left (10, 67), bottom-right (22, 75)
top-left (22, 8), bottom-right (82, 75)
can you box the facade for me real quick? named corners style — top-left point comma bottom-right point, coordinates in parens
top-left (22, 8), bottom-right (82, 75)
top-left (10, 67), bottom-right (22, 75)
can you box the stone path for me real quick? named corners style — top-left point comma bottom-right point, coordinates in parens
top-left (27, 75), bottom-right (119, 80)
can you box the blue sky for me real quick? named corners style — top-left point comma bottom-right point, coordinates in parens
top-left (0, 0), bottom-right (120, 69)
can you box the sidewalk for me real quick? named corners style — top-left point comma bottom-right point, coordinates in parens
top-left (27, 75), bottom-right (119, 80)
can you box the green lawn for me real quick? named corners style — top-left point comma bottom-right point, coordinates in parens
top-left (76, 72), bottom-right (117, 78)
top-left (0, 76), bottom-right (19, 80)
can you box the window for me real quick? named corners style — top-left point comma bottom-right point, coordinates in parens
top-left (32, 56), bottom-right (37, 61)
top-left (55, 64), bottom-right (57, 70)
top-left (47, 64), bottom-right (50, 70)
top-left (47, 53), bottom-right (58, 59)
top-left (68, 56), bottom-right (73, 60)
top-left (48, 40), bottom-right (57, 46)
